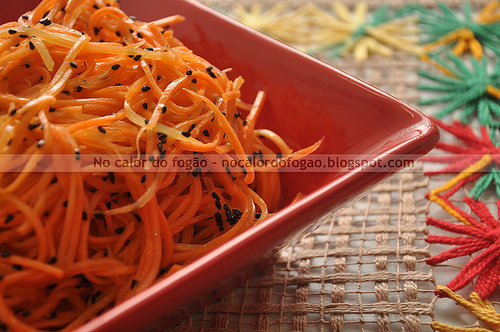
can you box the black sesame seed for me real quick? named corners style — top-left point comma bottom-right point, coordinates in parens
top-left (82, 211), bottom-right (88, 221)
top-left (9, 109), bottom-right (17, 116)
top-left (63, 200), bottom-right (68, 207)
top-left (70, 61), bottom-right (78, 69)
top-left (141, 175), bottom-right (146, 183)
top-left (50, 176), bottom-right (58, 184)
top-left (148, 155), bottom-right (154, 162)
top-left (45, 283), bottom-right (57, 290)
top-left (159, 267), bottom-right (168, 275)
top-left (47, 312), bottom-right (57, 319)
top-left (124, 240), bottom-right (130, 246)
top-left (62, 90), bottom-right (71, 95)
top-left (255, 213), bottom-right (261, 218)
top-left (93, 27), bottom-right (100, 36)
top-left (93, 4), bottom-right (99, 9)
top-left (105, 201), bottom-right (112, 209)
top-left (108, 172), bottom-right (115, 184)
top-left (75, 86), bottom-right (83, 92)
top-left (19, 34), bottom-right (28, 39)
top-left (131, 279), bottom-right (137, 289)
top-left (157, 75), bottom-right (161, 81)
top-left (8, 29), bottom-right (17, 35)
top-left (234, 111), bottom-right (240, 119)
top-left (115, 226), bottom-right (125, 234)
top-left (21, 310), bottom-right (30, 317)
top-left (29, 41), bottom-right (35, 50)
top-left (202, 129), bottom-right (209, 137)
top-left (157, 142), bottom-right (163, 151)
top-left (40, 18), bottom-right (51, 26)
top-left (242, 166), bottom-right (247, 174)
top-left (136, 32), bottom-right (143, 38)
top-left (94, 212), bottom-right (105, 220)
top-left (91, 291), bottom-right (101, 304)
top-left (49, 107), bottom-right (56, 112)
top-left (145, 47), bottom-right (154, 51)
top-left (133, 54), bottom-right (142, 61)
top-left (43, 211), bottom-right (50, 217)
top-left (181, 131), bottom-right (191, 137)
top-left (142, 86), bottom-right (151, 92)
top-left (48, 256), bottom-right (57, 264)
top-left (142, 102), bottom-right (148, 110)
top-left (192, 167), bottom-right (202, 177)
top-left (133, 214), bottom-right (142, 222)
top-left (1, 252), bottom-right (10, 258)
top-left (186, 70), bottom-right (192, 75)
top-left (115, 31), bottom-right (121, 37)
top-left (111, 64), bottom-right (121, 70)
top-left (28, 123), bottom-right (40, 130)
top-left (130, 16), bottom-right (137, 21)
top-left (21, 15), bottom-right (29, 20)
top-left (12, 264), bottom-right (22, 270)
top-left (215, 200), bottom-right (221, 210)
top-left (211, 192), bottom-right (220, 200)
top-left (161, 105), bottom-right (167, 114)
top-left (277, 152), bottom-right (283, 158)
top-left (24, 63), bottom-right (31, 68)
top-left (97, 126), bottom-right (106, 133)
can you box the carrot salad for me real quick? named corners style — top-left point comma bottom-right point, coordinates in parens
top-left (0, 0), bottom-right (321, 330)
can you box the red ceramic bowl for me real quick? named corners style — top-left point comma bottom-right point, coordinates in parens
top-left (1, 1), bottom-right (439, 331)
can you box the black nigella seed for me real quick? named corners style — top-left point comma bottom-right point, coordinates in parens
top-left (97, 126), bottom-right (106, 133)
top-left (142, 102), bottom-right (148, 110)
top-left (242, 166), bottom-right (247, 174)
top-left (202, 129), bottom-right (209, 137)
top-left (50, 176), bottom-right (58, 184)
top-left (131, 279), bottom-right (137, 289)
top-left (93, 27), bottom-right (100, 36)
top-left (48, 256), bottom-right (57, 264)
top-left (181, 132), bottom-right (191, 138)
top-left (75, 86), bottom-right (83, 92)
top-left (28, 123), bottom-right (40, 130)
top-left (108, 172), bottom-right (115, 184)
top-left (115, 226), bottom-right (125, 234)
top-left (142, 86), bottom-right (151, 92)
top-left (133, 54), bottom-right (141, 61)
top-left (144, 119), bottom-right (149, 125)
top-left (105, 201), bottom-right (112, 209)
top-left (148, 155), bottom-right (154, 162)
top-left (24, 63), bottom-right (31, 68)
top-left (191, 79), bottom-right (197, 84)
top-left (277, 152), bottom-right (283, 158)
top-left (115, 31), bottom-right (121, 37)
top-left (28, 41), bottom-right (35, 50)
top-left (124, 240), bottom-right (130, 246)
top-left (111, 64), bottom-right (121, 70)
top-left (186, 70), bottom-right (192, 75)
top-left (70, 61), bottom-right (78, 68)
top-left (49, 107), bottom-right (56, 112)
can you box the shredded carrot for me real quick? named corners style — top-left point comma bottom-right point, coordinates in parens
top-left (0, 0), bottom-right (321, 330)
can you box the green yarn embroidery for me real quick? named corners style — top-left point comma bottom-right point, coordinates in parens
top-left (404, 2), bottom-right (500, 57)
top-left (418, 53), bottom-right (500, 130)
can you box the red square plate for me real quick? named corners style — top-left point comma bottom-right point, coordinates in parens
top-left (1, 1), bottom-right (439, 331)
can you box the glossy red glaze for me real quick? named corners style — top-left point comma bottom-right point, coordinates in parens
top-left (1, 1), bottom-right (439, 331)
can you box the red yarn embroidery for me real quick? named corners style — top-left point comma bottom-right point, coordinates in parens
top-left (426, 196), bottom-right (500, 299)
